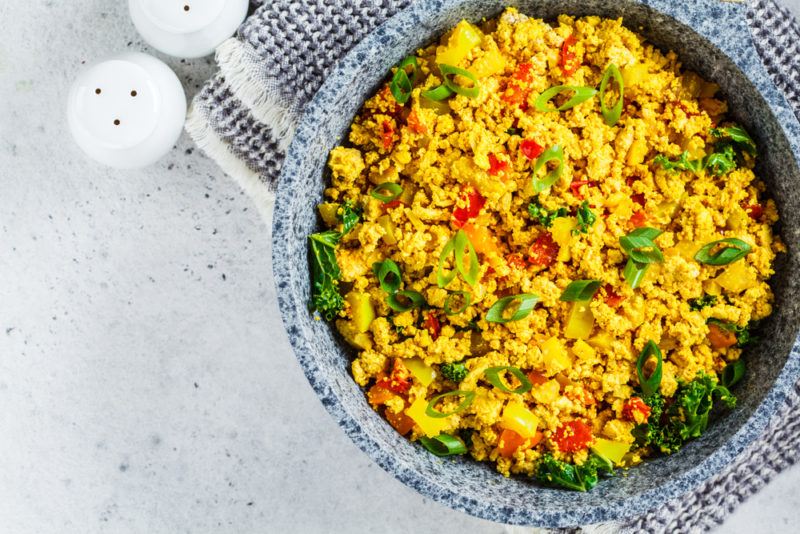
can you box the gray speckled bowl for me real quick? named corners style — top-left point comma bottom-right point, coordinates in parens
top-left (273, 0), bottom-right (800, 527)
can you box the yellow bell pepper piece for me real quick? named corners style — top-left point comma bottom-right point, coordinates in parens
top-left (500, 402), bottom-right (539, 439)
top-left (317, 202), bottom-right (340, 228)
top-left (436, 20), bottom-right (483, 66)
top-left (403, 358), bottom-right (436, 386)
top-left (541, 337), bottom-right (572, 375)
top-left (471, 49), bottom-right (506, 78)
top-left (565, 301), bottom-right (594, 340)
top-left (406, 397), bottom-right (449, 437)
top-left (621, 63), bottom-right (648, 88)
top-left (377, 214), bottom-right (398, 245)
top-left (715, 260), bottom-right (758, 293)
top-left (346, 292), bottom-right (375, 333)
top-left (587, 332), bottom-right (614, 351)
top-left (551, 217), bottom-right (576, 262)
top-left (462, 223), bottom-right (498, 255)
top-left (591, 438), bottom-right (631, 464)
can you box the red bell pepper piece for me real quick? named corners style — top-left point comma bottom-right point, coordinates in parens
top-left (520, 139), bottom-right (544, 160)
top-left (553, 420), bottom-right (593, 452)
top-left (528, 232), bottom-right (559, 267)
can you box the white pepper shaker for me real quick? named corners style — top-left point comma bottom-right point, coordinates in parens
top-left (67, 52), bottom-right (187, 169)
top-left (129, 0), bottom-right (249, 59)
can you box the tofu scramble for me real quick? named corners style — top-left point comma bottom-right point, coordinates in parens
top-left (308, 8), bottom-right (783, 490)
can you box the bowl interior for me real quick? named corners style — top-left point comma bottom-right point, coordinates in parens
top-left (273, 0), bottom-right (800, 526)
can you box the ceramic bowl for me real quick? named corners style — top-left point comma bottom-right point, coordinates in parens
top-left (273, 0), bottom-right (800, 527)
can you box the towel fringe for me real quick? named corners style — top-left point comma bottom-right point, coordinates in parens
top-left (215, 38), bottom-right (297, 152)
top-left (185, 103), bottom-right (275, 224)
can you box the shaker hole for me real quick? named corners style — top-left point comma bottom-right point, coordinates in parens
top-left (95, 88), bottom-right (102, 95)
top-left (114, 119), bottom-right (121, 126)
top-left (184, 5), bottom-right (190, 12)
top-left (131, 90), bottom-right (138, 97)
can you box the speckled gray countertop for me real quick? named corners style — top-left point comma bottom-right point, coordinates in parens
top-left (1, 1), bottom-right (799, 533)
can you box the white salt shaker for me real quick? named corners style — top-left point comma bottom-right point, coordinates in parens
top-left (67, 52), bottom-right (187, 169)
top-left (129, 0), bottom-right (249, 58)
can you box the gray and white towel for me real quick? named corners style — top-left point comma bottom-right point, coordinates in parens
top-left (185, 1), bottom-right (800, 531)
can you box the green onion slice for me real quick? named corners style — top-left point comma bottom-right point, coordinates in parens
top-left (721, 359), bottom-right (745, 388)
top-left (439, 64), bottom-right (480, 98)
top-left (370, 182), bottom-right (403, 203)
top-left (599, 64), bottom-right (624, 127)
top-left (421, 84), bottom-right (454, 101)
top-left (560, 280), bottom-right (602, 302)
top-left (485, 294), bottom-right (540, 323)
top-left (418, 434), bottom-right (468, 456)
top-left (372, 259), bottom-right (402, 294)
top-left (532, 145), bottom-right (565, 193)
top-left (444, 290), bottom-right (472, 316)
top-left (694, 238), bottom-right (752, 265)
top-left (454, 229), bottom-right (480, 287)
top-left (437, 236), bottom-right (457, 288)
top-left (484, 366), bottom-right (533, 394)
top-left (425, 390), bottom-right (476, 418)
top-left (534, 85), bottom-right (598, 112)
top-left (628, 227), bottom-right (663, 241)
top-left (387, 290), bottom-right (426, 312)
top-left (636, 340), bottom-right (663, 397)
top-left (623, 259), bottom-right (649, 289)
top-left (619, 235), bottom-right (664, 264)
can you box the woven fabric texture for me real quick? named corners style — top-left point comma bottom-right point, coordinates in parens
top-left (185, 1), bottom-right (800, 531)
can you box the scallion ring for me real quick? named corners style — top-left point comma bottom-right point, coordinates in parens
top-left (439, 64), bottom-right (480, 98)
top-left (623, 258), bottom-right (649, 289)
top-left (437, 237), bottom-right (457, 288)
top-left (444, 290), bottom-right (472, 316)
top-left (534, 85), bottom-right (597, 112)
top-left (418, 433), bottom-right (467, 457)
top-left (636, 340), bottom-right (663, 397)
top-left (387, 290), bottom-right (426, 312)
top-left (370, 182), bottom-right (403, 203)
top-left (560, 280), bottom-right (602, 302)
top-left (485, 294), bottom-right (540, 323)
top-left (721, 359), bottom-right (745, 388)
top-left (484, 366), bottom-right (533, 394)
top-left (372, 259), bottom-right (402, 294)
top-left (599, 64), bottom-right (624, 127)
top-left (425, 390), bottom-right (476, 418)
top-left (628, 227), bottom-right (663, 241)
top-left (619, 235), bottom-right (664, 264)
top-left (694, 238), bottom-right (752, 265)
top-left (421, 84), bottom-right (454, 101)
top-left (389, 56), bottom-right (420, 105)
top-left (454, 229), bottom-right (480, 287)
top-left (532, 145), bottom-right (565, 193)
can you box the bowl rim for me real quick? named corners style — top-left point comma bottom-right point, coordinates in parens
top-left (273, 0), bottom-right (800, 526)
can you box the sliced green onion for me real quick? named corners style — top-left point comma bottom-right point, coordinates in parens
top-left (619, 235), bottom-right (664, 264)
top-left (599, 64), bottom-right (624, 127)
top-left (439, 64), bottom-right (480, 98)
top-left (370, 182), bottom-right (403, 203)
top-left (418, 433), bottom-right (467, 456)
top-left (721, 359), bottom-right (745, 388)
top-left (372, 259), bottom-right (402, 294)
top-left (387, 290), bottom-right (426, 312)
top-left (437, 237), bottom-right (457, 288)
top-left (485, 294), bottom-right (540, 323)
top-left (454, 229), bottom-right (480, 287)
top-left (421, 84), bottom-right (454, 101)
top-left (560, 280), bottom-right (601, 302)
top-left (628, 227), bottom-right (663, 241)
top-left (534, 85), bottom-right (597, 112)
top-left (389, 57), bottom-right (420, 104)
top-left (694, 238), bottom-right (752, 265)
top-left (532, 145), bottom-right (565, 193)
top-left (444, 290), bottom-right (472, 316)
top-left (425, 390), bottom-right (476, 418)
top-left (484, 366), bottom-right (532, 394)
top-left (619, 227), bottom-right (664, 267)
top-left (623, 258), bottom-right (649, 289)
top-left (636, 340), bottom-right (663, 397)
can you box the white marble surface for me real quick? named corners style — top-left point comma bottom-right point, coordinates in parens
top-left (1, 1), bottom-right (799, 533)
